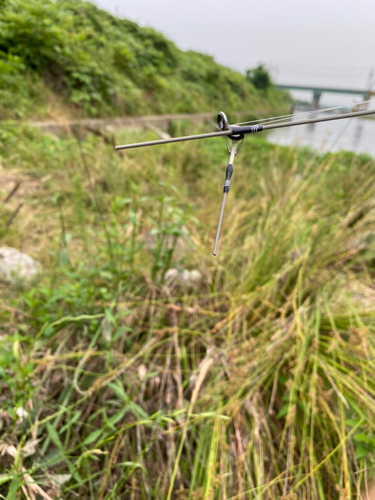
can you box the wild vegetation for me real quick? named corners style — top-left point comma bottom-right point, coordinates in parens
top-left (1, 0), bottom-right (375, 498)
top-left (0, 0), bottom-right (288, 120)
top-left (1, 119), bottom-right (375, 498)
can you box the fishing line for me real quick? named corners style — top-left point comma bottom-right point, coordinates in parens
top-left (247, 105), bottom-right (369, 127)
top-left (233, 99), bottom-right (372, 126)
top-left (233, 100), bottom-right (372, 127)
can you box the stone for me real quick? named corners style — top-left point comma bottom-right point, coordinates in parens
top-left (0, 247), bottom-right (41, 286)
top-left (164, 268), bottom-right (202, 288)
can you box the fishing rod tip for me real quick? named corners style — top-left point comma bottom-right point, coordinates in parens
top-left (212, 252), bottom-right (216, 257)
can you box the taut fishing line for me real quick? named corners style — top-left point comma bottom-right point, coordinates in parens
top-left (233, 99), bottom-right (372, 126)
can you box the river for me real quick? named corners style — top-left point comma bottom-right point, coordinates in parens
top-left (264, 111), bottom-right (375, 156)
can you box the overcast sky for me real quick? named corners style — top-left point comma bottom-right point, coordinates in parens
top-left (94, 0), bottom-right (375, 104)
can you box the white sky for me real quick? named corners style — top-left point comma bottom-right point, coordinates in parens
top-left (94, 0), bottom-right (375, 105)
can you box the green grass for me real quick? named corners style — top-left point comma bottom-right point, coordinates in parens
top-left (1, 122), bottom-right (375, 499)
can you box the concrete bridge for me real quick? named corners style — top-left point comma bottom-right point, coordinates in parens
top-left (276, 84), bottom-right (372, 109)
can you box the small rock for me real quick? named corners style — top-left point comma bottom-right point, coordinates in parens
top-left (164, 268), bottom-right (202, 288)
top-left (138, 364), bottom-right (147, 380)
top-left (23, 439), bottom-right (41, 458)
top-left (188, 270), bottom-right (202, 284)
top-left (49, 474), bottom-right (72, 487)
top-left (164, 268), bottom-right (179, 281)
top-left (0, 247), bottom-right (41, 286)
top-left (101, 316), bottom-right (113, 342)
top-left (15, 406), bottom-right (28, 424)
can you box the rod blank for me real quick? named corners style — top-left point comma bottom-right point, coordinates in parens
top-left (212, 140), bottom-right (238, 256)
top-left (115, 108), bottom-right (375, 151)
top-left (115, 130), bottom-right (230, 150)
top-left (261, 108), bottom-right (375, 131)
top-left (212, 193), bottom-right (227, 256)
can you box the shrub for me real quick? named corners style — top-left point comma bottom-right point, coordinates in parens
top-left (246, 64), bottom-right (272, 90)
top-left (0, 0), bottom-right (288, 117)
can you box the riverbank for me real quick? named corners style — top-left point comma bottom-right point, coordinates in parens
top-left (1, 122), bottom-right (375, 498)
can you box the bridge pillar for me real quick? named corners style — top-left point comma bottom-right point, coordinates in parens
top-left (310, 92), bottom-right (322, 110)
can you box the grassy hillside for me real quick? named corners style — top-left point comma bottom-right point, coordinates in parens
top-left (1, 120), bottom-right (375, 498)
top-left (0, 0), bottom-right (289, 120)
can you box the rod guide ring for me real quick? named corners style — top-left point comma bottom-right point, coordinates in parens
top-left (217, 111), bottom-right (229, 131)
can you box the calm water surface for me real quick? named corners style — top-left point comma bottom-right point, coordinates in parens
top-left (264, 112), bottom-right (375, 156)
